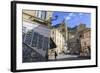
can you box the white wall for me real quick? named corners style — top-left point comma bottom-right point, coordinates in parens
top-left (0, 0), bottom-right (99, 73)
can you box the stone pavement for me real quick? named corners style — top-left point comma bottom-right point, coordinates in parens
top-left (56, 53), bottom-right (78, 60)
top-left (48, 53), bottom-right (90, 61)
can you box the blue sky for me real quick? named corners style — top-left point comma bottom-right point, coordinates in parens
top-left (51, 11), bottom-right (91, 28)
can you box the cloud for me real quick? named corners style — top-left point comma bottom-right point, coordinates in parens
top-left (65, 16), bottom-right (71, 20)
top-left (69, 13), bottom-right (75, 17)
top-left (65, 13), bottom-right (75, 21)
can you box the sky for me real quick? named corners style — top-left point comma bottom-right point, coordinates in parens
top-left (51, 11), bottom-right (91, 28)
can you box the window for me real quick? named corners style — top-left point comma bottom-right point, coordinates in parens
top-left (84, 42), bottom-right (86, 46)
top-left (62, 29), bottom-right (65, 32)
top-left (41, 11), bottom-right (46, 20)
top-left (36, 11), bottom-right (39, 17)
top-left (37, 34), bottom-right (43, 49)
top-left (44, 11), bottom-right (46, 20)
top-left (43, 37), bottom-right (49, 50)
top-left (31, 32), bottom-right (38, 47)
top-left (24, 30), bottom-right (33, 45)
top-left (38, 11), bottom-right (42, 18)
top-left (52, 31), bottom-right (54, 34)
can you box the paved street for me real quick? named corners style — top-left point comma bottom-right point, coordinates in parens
top-left (56, 53), bottom-right (78, 59)
top-left (48, 53), bottom-right (90, 61)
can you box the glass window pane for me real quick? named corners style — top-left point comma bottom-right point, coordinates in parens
top-left (43, 37), bottom-right (49, 50)
top-left (24, 30), bottom-right (32, 45)
top-left (37, 34), bottom-right (43, 49)
top-left (31, 32), bottom-right (38, 47)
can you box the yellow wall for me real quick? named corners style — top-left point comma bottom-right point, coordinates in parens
top-left (51, 28), bottom-right (65, 54)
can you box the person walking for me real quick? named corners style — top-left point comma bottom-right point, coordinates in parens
top-left (55, 51), bottom-right (57, 59)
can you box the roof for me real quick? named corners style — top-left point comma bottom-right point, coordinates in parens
top-left (78, 28), bottom-right (91, 33)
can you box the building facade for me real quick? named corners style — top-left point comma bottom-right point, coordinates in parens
top-left (23, 10), bottom-right (52, 22)
top-left (67, 23), bottom-right (91, 56)
top-left (67, 24), bottom-right (86, 55)
top-left (50, 21), bottom-right (68, 55)
top-left (22, 10), bottom-right (53, 62)
top-left (67, 26), bottom-right (80, 55)
top-left (79, 28), bottom-right (91, 56)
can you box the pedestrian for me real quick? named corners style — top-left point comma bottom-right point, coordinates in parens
top-left (55, 51), bottom-right (57, 59)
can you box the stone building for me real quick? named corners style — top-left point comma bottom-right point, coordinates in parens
top-left (79, 28), bottom-right (91, 56)
top-left (22, 10), bottom-right (53, 62)
top-left (67, 24), bottom-right (86, 55)
top-left (50, 21), bottom-right (68, 55)
top-left (67, 23), bottom-right (91, 56)
top-left (23, 10), bottom-right (52, 21)
top-left (67, 26), bottom-right (81, 55)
